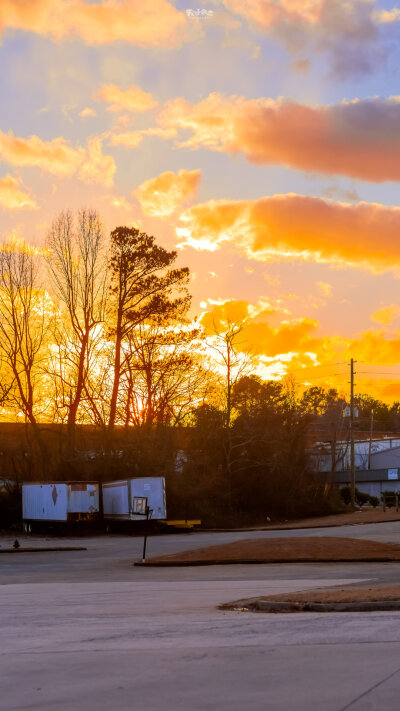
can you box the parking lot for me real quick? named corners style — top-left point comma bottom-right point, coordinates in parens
top-left (2, 523), bottom-right (400, 710)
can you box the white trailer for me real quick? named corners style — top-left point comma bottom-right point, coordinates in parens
top-left (22, 482), bottom-right (100, 529)
top-left (103, 477), bottom-right (166, 521)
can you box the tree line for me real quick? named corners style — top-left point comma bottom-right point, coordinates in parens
top-left (1, 209), bottom-right (400, 522)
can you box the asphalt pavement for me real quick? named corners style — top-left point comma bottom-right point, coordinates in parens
top-left (2, 523), bottom-right (400, 710)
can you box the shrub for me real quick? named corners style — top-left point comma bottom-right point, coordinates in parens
top-left (381, 490), bottom-right (399, 507)
top-left (340, 486), bottom-right (379, 508)
top-left (0, 482), bottom-right (21, 530)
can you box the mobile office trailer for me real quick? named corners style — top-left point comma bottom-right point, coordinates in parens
top-left (22, 482), bottom-right (100, 530)
top-left (102, 477), bottom-right (166, 522)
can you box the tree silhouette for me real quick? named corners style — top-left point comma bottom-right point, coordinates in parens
top-left (107, 226), bottom-right (190, 430)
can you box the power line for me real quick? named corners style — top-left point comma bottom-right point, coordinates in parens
top-left (279, 362), bottom-right (348, 374)
top-left (357, 371), bottom-right (400, 376)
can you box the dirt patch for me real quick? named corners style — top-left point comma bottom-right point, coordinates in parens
top-left (268, 509), bottom-right (400, 530)
top-left (260, 585), bottom-right (400, 604)
top-left (221, 585), bottom-right (400, 613)
top-left (144, 536), bottom-right (400, 565)
top-left (211, 508), bottom-right (400, 532)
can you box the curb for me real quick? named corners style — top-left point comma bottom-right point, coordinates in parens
top-left (134, 556), bottom-right (400, 566)
top-left (0, 546), bottom-right (87, 553)
top-left (221, 598), bottom-right (400, 613)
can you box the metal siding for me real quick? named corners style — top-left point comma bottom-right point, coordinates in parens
top-left (129, 478), bottom-right (166, 520)
top-left (103, 480), bottom-right (129, 518)
top-left (67, 483), bottom-right (100, 513)
top-left (22, 484), bottom-right (68, 521)
top-left (311, 439), bottom-right (400, 472)
top-left (370, 446), bottom-right (400, 469)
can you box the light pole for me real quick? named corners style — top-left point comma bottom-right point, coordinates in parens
top-left (350, 358), bottom-right (357, 507)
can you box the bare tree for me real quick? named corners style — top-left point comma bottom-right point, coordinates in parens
top-left (0, 244), bottom-right (51, 473)
top-left (207, 321), bottom-right (253, 428)
top-left (46, 209), bottom-right (107, 447)
top-left (120, 320), bottom-right (210, 427)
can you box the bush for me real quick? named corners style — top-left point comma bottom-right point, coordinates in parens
top-left (381, 490), bottom-right (399, 507)
top-left (356, 489), bottom-right (371, 507)
top-left (340, 486), bottom-right (379, 508)
top-left (340, 486), bottom-right (351, 505)
top-left (0, 482), bottom-right (21, 530)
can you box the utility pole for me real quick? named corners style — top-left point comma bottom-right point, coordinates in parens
top-left (350, 358), bottom-right (356, 507)
top-left (368, 409), bottom-right (374, 470)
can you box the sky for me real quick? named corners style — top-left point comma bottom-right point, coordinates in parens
top-left (2, 0), bottom-right (400, 400)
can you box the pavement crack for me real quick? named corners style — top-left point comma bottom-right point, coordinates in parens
top-left (338, 664), bottom-right (400, 711)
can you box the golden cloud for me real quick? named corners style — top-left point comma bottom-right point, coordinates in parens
top-left (0, 175), bottom-right (37, 210)
top-left (77, 136), bottom-right (116, 187)
top-left (316, 282), bottom-right (332, 298)
top-left (79, 107), bottom-right (96, 118)
top-left (200, 299), bottom-right (400, 401)
top-left (0, 234), bottom-right (49, 256)
top-left (200, 298), bottom-right (318, 356)
top-left (371, 305), bottom-right (400, 326)
top-left (177, 194), bottom-right (400, 272)
top-left (109, 131), bottom-right (144, 149)
top-left (135, 169), bottom-right (201, 217)
top-left (109, 126), bottom-right (177, 149)
top-left (375, 8), bottom-right (400, 22)
top-left (160, 94), bottom-right (400, 182)
top-left (0, 130), bottom-right (115, 187)
top-left (96, 84), bottom-right (158, 113)
top-left (0, 0), bottom-right (187, 48)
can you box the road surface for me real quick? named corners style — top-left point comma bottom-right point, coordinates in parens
top-left (2, 522), bottom-right (400, 709)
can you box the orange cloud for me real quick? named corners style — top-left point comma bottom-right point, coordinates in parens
top-left (0, 130), bottom-right (115, 186)
top-left (200, 299), bottom-right (400, 401)
top-left (79, 107), bottom-right (96, 118)
top-left (200, 298), bottom-right (318, 356)
top-left (371, 305), bottom-right (400, 326)
top-left (0, 175), bottom-right (37, 210)
top-left (96, 84), bottom-right (158, 113)
top-left (77, 136), bottom-right (116, 187)
top-left (109, 131), bottom-right (144, 149)
top-left (159, 94), bottom-right (400, 182)
top-left (375, 8), bottom-right (400, 22)
top-left (316, 282), bottom-right (332, 298)
top-left (109, 126), bottom-right (177, 149)
top-left (0, 0), bottom-right (187, 48)
top-left (135, 169), bottom-right (201, 217)
top-left (201, 299), bottom-right (253, 335)
top-left (177, 194), bottom-right (400, 272)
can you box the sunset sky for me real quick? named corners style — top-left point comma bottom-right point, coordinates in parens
top-left (3, 0), bottom-right (400, 399)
